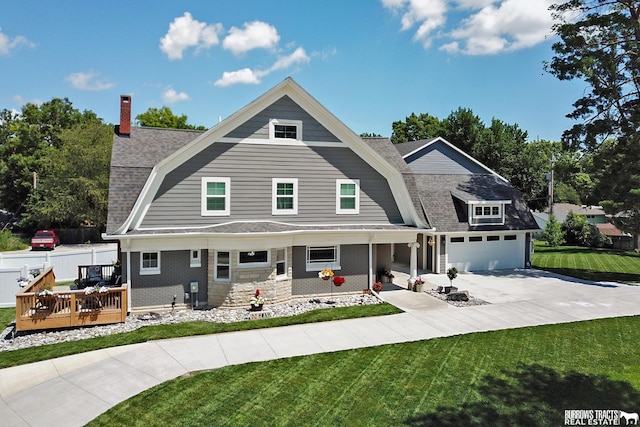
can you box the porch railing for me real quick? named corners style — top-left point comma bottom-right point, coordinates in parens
top-left (15, 266), bottom-right (127, 332)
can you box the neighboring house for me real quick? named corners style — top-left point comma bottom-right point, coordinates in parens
top-left (552, 203), bottom-right (608, 224)
top-left (104, 79), bottom-right (538, 310)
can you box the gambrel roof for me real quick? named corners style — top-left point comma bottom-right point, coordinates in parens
top-left (106, 78), bottom-right (429, 237)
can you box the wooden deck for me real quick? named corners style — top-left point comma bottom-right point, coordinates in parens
top-left (15, 266), bottom-right (127, 332)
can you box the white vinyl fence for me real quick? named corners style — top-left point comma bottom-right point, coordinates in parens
top-left (0, 244), bottom-right (118, 308)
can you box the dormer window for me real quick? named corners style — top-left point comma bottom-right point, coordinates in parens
top-left (269, 119), bottom-right (302, 141)
top-left (469, 203), bottom-right (506, 225)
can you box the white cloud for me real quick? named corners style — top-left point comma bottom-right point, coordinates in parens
top-left (445, 0), bottom-right (555, 55)
top-left (382, 0), bottom-right (448, 48)
top-left (162, 87), bottom-right (190, 103)
top-left (65, 71), bottom-right (114, 91)
top-left (160, 12), bottom-right (223, 60)
top-left (222, 21), bottom-right (280, 56)
top-left (269, 47), bottom-right (310, 71)
top-left (383, 0), bottom-right (555, 55)
top-left (215, 47), bottom-right (310, 87)
top-left (0, 27), bottom-right (35, 55)
top-left (214, 68), bottom-right (264, 87)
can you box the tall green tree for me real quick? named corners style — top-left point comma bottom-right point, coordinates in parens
top-left (22, 120), bottom-right (112, 230)
top-left (390, 112), bottom-right (444, 144)
top-left (135, 106), bottom-right (206, 130)
top-left (547, 0), bottom-right (640, 247)
top-left (543, 214), bottom-right (565, 247)
top-left (0, 99), bottom-right (98, 217)
top-left (441, 107), bottom-right (485, 154)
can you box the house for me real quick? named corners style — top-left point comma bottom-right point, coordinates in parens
top-left (552, 203), bottom-right (608, 224)
top-left (104, 78), bottom-right (538, 310)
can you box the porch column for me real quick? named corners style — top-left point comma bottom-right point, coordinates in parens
top-left (408, 242), bottom-right (420, 278)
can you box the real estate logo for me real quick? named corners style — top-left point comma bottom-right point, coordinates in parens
top-left (564, 409), bottom-right (639, 425)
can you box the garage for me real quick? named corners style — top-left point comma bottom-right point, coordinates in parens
top-left (447, 234), bottom-right (525, 272)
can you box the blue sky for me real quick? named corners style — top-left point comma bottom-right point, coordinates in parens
top-left (0, 0), bottom-right (585, 141)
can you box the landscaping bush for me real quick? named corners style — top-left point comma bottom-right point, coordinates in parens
top-left (0, 230), bottom-right (28, 251)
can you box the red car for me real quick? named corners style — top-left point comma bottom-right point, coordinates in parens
top-left (31, 230), bottom-right (60, 250)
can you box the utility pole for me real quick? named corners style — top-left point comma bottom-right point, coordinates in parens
top-left (548, 154), bottom-right (556, 216)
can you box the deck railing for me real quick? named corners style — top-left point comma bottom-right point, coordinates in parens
top-left (15, 266), bottom-right (127, 332)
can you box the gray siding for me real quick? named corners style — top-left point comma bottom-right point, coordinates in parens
top-left (127, 250), bottom-right (208, 308)
top-left (141, 143), bottom-right (403, 227)
top-left (225, 95), bottom-right (340, 142)
top-left (291, 245), bottom-right (368, 295)
top-left (405, 143), bottom-right (487, 174)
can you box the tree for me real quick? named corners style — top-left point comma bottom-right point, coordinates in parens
top-left (360, 132), bottom-right (382, 138)
top-left (135, 106), bottom-right (206, 130)
top-left (543, 214), bottom-right (565, 247)
top-left (390, 112), bottom-right (444, 143)
top-left (562, 211), bottom-right (589, 245)
top-left (441, 107), bottom-right (485, 154)
top-left (547, 0), bottom-right (640, 245)
top-left (22, 120), bottom-right (112, 230)
top-left (0, 99), bottom-right (98, 216)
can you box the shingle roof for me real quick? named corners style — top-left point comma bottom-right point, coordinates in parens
top-left (125, 222), bottom-right (417, 236)
top-left (393, 138), bottom-right (439, 157)
top-left (362, 137), bottom-right (430, 228)
top-left (414, 174), bottom-right (539, 232)
top-left (106, 127), bottom-right (204, 233)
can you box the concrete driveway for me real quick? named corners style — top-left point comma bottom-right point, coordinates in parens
top-left (2, 268), bottom-right (640, 426)
top-left (382, 268), bottom-right (640, 322)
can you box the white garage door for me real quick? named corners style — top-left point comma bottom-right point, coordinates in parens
top-left (447, 234), bottom-right (524, 272)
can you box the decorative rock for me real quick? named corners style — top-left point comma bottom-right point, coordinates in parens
top-left (447, 291), bottom-right (470, 301)
top-left (0, 294), bottom-right (381, 353)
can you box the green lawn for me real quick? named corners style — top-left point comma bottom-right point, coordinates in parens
top-left (88, 316), bottom-right (640, 426)
top-left (0, 303), bottom-right (402, 369)
top-left (532, 243), bottom-right (640, 283)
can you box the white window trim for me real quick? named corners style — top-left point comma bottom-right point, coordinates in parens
top-left (275, 248), bottom-right (287, 279)
top-left (190, 249), bottom-right (201, 268)
top-left (238, 250), bottom-right (271, 268)
top-left (272, 178), bottom-right (298, 215)
top-left (336, 179), bottom-right (360, 214)
top-left (201, 177), bottom-right (230, 216)
top-left (140, 251), bottom-right (161, 275)
top-left (269, 118), bottom-right (303, 141)
top-left (214, 250), bottom-right (230, 282)
top-left (469, 203), bottom-right (505, 225)
top-left (305, 245), bottom-right (341, 271)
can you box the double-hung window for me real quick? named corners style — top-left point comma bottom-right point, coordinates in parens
top-left (215, 251), bottom-right (230, 281)
top-left (201, 177), bottom-right (230, 216)
top-left (336, 179), bottom-right (360, 214)
top-left (272, 178), bottom-right (298, 215)
top-left (140, 251), bottom-right (160, 275)
top-left (276, 248), bottom-right (287, 277)
top-left (190, 249), bottom-right (201, 268)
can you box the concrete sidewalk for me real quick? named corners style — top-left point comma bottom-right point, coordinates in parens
top-left (2, 269), bottom-right (640, 426)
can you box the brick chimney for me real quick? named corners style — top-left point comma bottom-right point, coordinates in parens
top-left (118, 95), bottom-right (131, 136)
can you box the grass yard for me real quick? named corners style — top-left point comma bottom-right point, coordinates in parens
top-left (0, 303), bottom-right (402, 369)
top-left (532, 243), bottom-right (640, 283)
top-left (88, 316), bottom-right (640, 426)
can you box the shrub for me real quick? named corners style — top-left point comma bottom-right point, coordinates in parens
top-left (0, 230), bottom-right (28, 251)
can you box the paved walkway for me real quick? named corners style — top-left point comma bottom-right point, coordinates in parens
top-left (2, 269), bottom-right (640, 426)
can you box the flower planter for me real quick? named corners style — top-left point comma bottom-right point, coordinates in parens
top-left (36, 295), bottom-right (57, 310)
top-left (414, 283), bottom-right (424, 293)
top-left (250, 303), bottom-right (264, 311)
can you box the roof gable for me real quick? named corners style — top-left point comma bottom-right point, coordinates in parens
top-left (110, 78), bottom-right (427, 234)
top-left (397, 137), bottom-right (505, 179)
